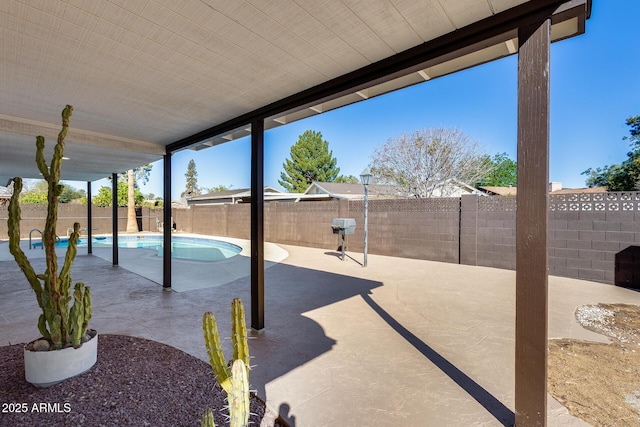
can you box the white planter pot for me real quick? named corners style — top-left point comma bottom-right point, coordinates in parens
top-left (24, 330), bottom-right (98, 388)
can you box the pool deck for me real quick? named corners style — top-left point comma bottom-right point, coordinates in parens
top-left (2, 237), bottom-right (639, 426)
top-left (0, 233), bottom-right (289, 291)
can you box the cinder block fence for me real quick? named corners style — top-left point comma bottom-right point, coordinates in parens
top-left (179, 192), bottom-right (640, 284)
top-left (3, 192), bottom-right (640, 285)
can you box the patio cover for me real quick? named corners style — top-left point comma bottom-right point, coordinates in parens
top-left (1, 1), bottom-right (591, 425)
top-left (1, 0), bottom-right (587, 183)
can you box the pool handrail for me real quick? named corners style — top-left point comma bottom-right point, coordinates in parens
top-left (29, 229), bottom-right (61, 249)
top-left (29, 228), bottom-right (43, 250)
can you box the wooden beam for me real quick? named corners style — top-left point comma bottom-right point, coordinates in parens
top-left (515, 17), bottom-right (551, 427)
top-left (250, 119), bottom-right (265, 331)
top-left (167, 0), bottom-right (581, 153)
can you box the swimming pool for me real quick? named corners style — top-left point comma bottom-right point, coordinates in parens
top-left (32, 235), bottom-right (242, 262)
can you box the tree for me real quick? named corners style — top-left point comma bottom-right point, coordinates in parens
top-left (206, 184), bottom-right (231, 193)
top-left (181, 159), bottom-right (201, 198)
top-left (334, 175), bottom-right (360, 184)
top-left (369, 127), bottom-right (491, 198)
top-left (19, 181), bottom-right (48, 203)
top-left (18, 180), bottom-right (85, 204)
top-left (102, 166), bottom-right (151, 229)
top-left (91, 187), bottom-right (112, 207)
top-left (582, 116), bottom-right (640, 191)
top-left (475, 152), bottom-right (517, 187)
top-left (59, 185), bottom-right (86, 203)
top-left (279, 130), bottom-right (340, 192)
top-left (92, 183), bottom-right (143, 207)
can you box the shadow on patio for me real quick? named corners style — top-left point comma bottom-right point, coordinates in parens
top-left (0, 251), bottom-right (386, 425)
top-left (361, 293), bottom-right (514, 426)
top-left (3, 242), bottom-right (627, 425)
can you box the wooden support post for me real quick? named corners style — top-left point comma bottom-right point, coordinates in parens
top-left (251, 119), bottom-right (265, 331)
top-left (111, 173), bottom-right (118, 266)
top-left (163, 154), bottom-right (172, 288)
top-left (516, 17), bottom-right (551, 427)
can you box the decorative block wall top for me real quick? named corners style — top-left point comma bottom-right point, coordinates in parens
top-left (474, 192), bottom-right (640, 212)
top-left (550, 192), bottom-right (640, 212)
top-left (478, 196), bottom-right (516, 212)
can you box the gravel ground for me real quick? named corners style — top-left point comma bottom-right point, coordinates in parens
top-left (548, 303), bottom-right (640, 426)
top-left (575, 303), bottom-right (640, 344)
top-left (0, 334), bottom-right (283, 427)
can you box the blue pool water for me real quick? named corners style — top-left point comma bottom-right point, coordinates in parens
top-left (32, 235), bottom-right (242, 262)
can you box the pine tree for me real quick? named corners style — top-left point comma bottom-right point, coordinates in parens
top-left (278, 130), bottom-right (340, 192)
top-left (182, 159), bottom-right (201, 198)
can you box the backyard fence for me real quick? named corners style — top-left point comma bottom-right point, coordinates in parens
top-left (0, 204), bottom-right (161, 238)
top-left (179, 192), bottom-right (640, 284)
top-left (2, 192), bottom-right (640, 285)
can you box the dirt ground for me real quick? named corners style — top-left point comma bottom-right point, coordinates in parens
top-left (548, 303), bottom-right (640, 427)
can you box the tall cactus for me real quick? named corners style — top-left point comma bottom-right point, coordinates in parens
top-left (228, 359), bottom-right (250, 427)
top-left (7, 105), bottom-right (92, 350)
top-left (202, 298), bottom-right (251, 427)
top-left (231, 299), bottom-right (250, 369)
top-left (203, 311), bottom-right (232, 392)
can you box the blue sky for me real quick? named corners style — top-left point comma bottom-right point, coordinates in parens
top-left (89, 1), bottom-right (639, 200)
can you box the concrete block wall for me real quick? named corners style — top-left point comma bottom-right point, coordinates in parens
top-left (349, 198), bottom-right (460, 263)
top-left (265, 201), bottom-right (341, 249)
top-left (459, 194), bottom-right (479, 265)
top-left (476, 196), bottom-right (517, 270)
top-left (179, 201), bottom-right (341, 249)
top-left (461, 192), bottom-right (640, 284)
top-left (460, 195), bottom-right (517, 270)
top-left (180, 198), bottom-right (461, 259)
top-left (547, 193), bottom-right (640, 283)
top-left (172, 206), bottom-right (194, 233)
top-left (6, 192), bottom-right (640, 285)
top-left (0, 204), bottom-right (156, 238)
top-left (182, 204), bottom-right (227, 236)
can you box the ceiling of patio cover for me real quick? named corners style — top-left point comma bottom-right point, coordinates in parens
top-left (0, 0), bottom-right (587, 183)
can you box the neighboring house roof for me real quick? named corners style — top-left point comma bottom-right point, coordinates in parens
top-left (479, 185), bottom-right (608, 196)
top-left (188, 186), bottom-right (281, 200)
top-left (479, 186), bottom-right (518, 196)
top-left (306, 180), bottom-right (484, 199)
top-left (185, 179), bottom-right (531, 206)
top-left (184, 186), bottom-right (335, 205)
top-left (437, 179), bottom-right (485, 197)
top-left (171, 199), bottom-right (189, 209)
top-left (550, 187), bottom-right (607, 194)
top-left (186, 186), bottom-right (281, 205)
top-left (304, 182), bottom-right (393, 199)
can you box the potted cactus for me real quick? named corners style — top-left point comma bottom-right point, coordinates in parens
top-left (7, 105), bottom-right (96, 388)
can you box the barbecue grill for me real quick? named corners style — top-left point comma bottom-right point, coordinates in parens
top-left (331, 218), bottom-right (356, 261)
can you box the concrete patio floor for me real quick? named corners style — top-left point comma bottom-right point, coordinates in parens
top-left (2, 239), bottom-right (639, 426)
